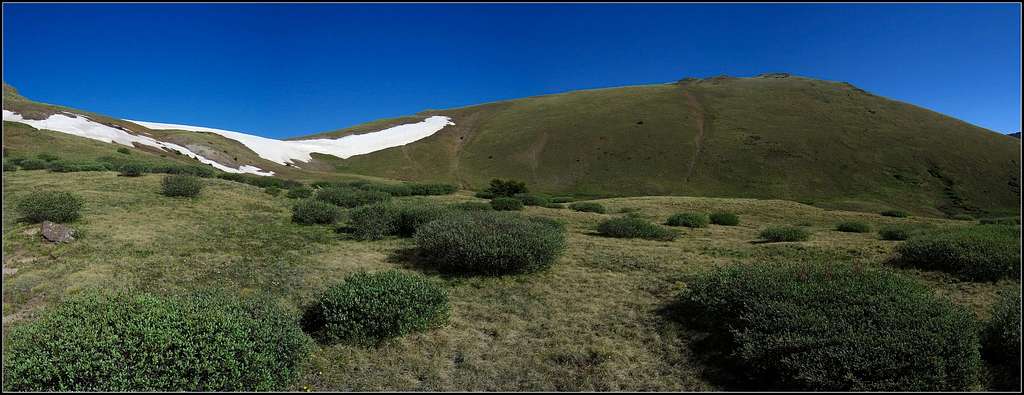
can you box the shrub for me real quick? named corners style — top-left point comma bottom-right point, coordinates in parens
top-left (3, 159), bottom-right (17, 172)
top-left (710, 212), bottom-right (740, 226)
top-left (36, 152), bottom-right (59, 162)
top-left (116, 147), bottom-right (131, 155)
top-left (15, 191), bottom-right (84, 223)
top-left (118, 163), bottom-right (146, 177)
top-left (217, 173), bottom-right (301, 189)
top-left (895, 224), bottom-right (1020, 281)
top-left (491, 197), bottom-right (524, 211)
top-left (675, 262), bottom-right (981, 391)
top-left (17, 159), bottom-right (48, 170)
top-left (315, 186), bottom-right (390, 208)
top-left (950, 214), bottom-right (975, 221)
top-left (597, 216), bottom-right (678, 241)
top-left (449, 201), bottom-right (493, 211)
top-left (474, 190), bottom-right (496, 199)
top-left (485, 178), bottom-right (528, 197)
top-left (666, 212), bottom-right (710, 228)
top-left (835, 221), bottom-right (871, 233)
top-left (415, 212), bottom-right (566, 275)
top-left (47, 161), bottom-right (113, 173)
top-left (285, 186), bottom-right (313, 199)
top-left (348, 202), bottom-right (452, 240)
top-left (982, 289), bottom-right (1021, 390)
top-left (543, 202), bottom-right (565, 209)
top-left (551, 197), bottom-right (574, 204)
top-left (878, 225), bottom-right (912, 241)
top-left (980, 216), bottom-right (1021, 225)
top-left (569, 202), bottom-right (606, 213)
top-left (292, 199), bottom-right (341, 225)
top-left (880, 210), bottom-right (909, 218)
top-left (264, 186), bottom-right (282, 196)
top-left (514, 193), bottom-right (549, 206)
top-left (408, 182), bottom-right (457, 196)
top-left (148, 164), bottom-right (216, 177)
top-left (301, 271), bottom-right (449, 345)
top-left (311, 180), bottom-right (334, 189)
top-left (759, 226), bottom-right (811, 242)
top-left (160, 174), bottom-right (202, 197)
top-left (1, 291), bottom-right (311, 391)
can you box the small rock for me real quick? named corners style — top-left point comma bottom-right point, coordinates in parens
top-left (41, 221), bottom-right (75, 243)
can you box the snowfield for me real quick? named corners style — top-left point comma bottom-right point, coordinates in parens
top-left (3, 110), bottom-right (274, 176)
top-left (126, 116), bottom-right (454, 165)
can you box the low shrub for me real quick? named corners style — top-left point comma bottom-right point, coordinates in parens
top-left (116, 147), bottom-right (131, 155)
top-left (543, 202), bottom-right (565, 209)
top-left (292, 199), bottom-right (342, 225)
top-left (348, 202), bottom-right (452, 240)
top-left (217, 173), bottom-right (301, 189)
top-left (18, 159), bottom-right (49, 170)
top-left (301, 271), bottom-right (449, 345)
top-left (675, 262), bottom-right (981, 391)
top-left (408, 182), bottom-right (457, 196)
top-left (118, 163), bottom-right (146, 177)
top-left (264, 187), bottom-right (282, 196)
top-left (149, 164), bottom-right (216, 178)
top-left (491, 197), bottom-right (524, 211)
top-left (759, 226), bottom-right (811, 242)
top-left (315, 186), bottom-right (390, 208)
top-left (895, 224), bottom-right (1020, 281)
top-left (666, 212), bottom-right (709, 228)
top-left (36, 152), bottom-right (59, 162)
top-left (485, 178), bottom-right (528, 197)
top-left (514, 193), bottom-right (549, 206)
top-left (311, 180), bottom-right (334, 189)
top-left (15, 191), bottom-right (84, 223)
top-left (449, 201), bottom-right (493, 211)
top-left (980, 216), bottom-right (1021, 225)
top-left (551, 197), bottom-right (574, 203)
top-left (835, 221), bottom-right (871, 233)
top-left (285, 186), bottom-right (313, 199)
top-left (598, 216), bottom-right (678, 241)
top-left (880, 210), bottom-right (909, 218)
top-left (569, 202), bottom-right (606, 214)
top-left (710, 212), bottom-right (740, 226)
top-left (161, 174), bottom-right (202, 197)
top-left (982, 289), bottom-right (1022, 391)
top-left (1, 291), bottom-right (311, 391)
top-left (415, 212), bottom-right (566, 275)
top-left (47, 161), bottom-right (113, 173)
top-left (474, 190), bottom-right (496, 199)
top-left (950, 214), bottom-right (975, 221)
top-left (878, 225), bottom-right (912, 241)
top-left (3, 159), bottom-right (17, 172)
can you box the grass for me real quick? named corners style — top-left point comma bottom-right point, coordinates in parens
top-left (1, 170), bottom-right (1018, 391)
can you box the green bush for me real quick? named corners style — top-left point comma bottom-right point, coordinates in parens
top-left (710, 212), bottom-right (740, 226)
top-left (485, 178), bottom-right (528, 197)
top-left (474, 190), bottom-right (496, 199)
top-left (880, 210), bottom-right (909, 218)
top-left (2, 291), bottom-right (311, 391)
top-left (292, 199), bottom-right (342, 225)
top-left (449, 201), bottom-right (493, 211)
top-left (348, 202), bottom-right (452, 240)
top-left (551, 197), bottom-right (574, 204)
top-left (878, 225), bottom-right (912, 241)
top-left (980, 216), bottom-right (1021, 225)
top-left (514, 193), bottom-right (550, 206)
top-left (415, 212), bottom-right (566, 275)
top-left (569, 202), bottom-right (606, 213)
top-left (895, 224), bottom-right (1020, 281)
top-left (491, 197), bottom-right (524, 211)
top-left (597, 216), bottom-right (678, 241)
top-left (759, 226), bottom-right (811, 242)
top-left (285, 186), bottom-right (313, 199)
top-left (18, 159), bottom-right (49, 170)
top-left (116, 147), bottom-right (131, 155)
top-left (301, 271), bottom-right (449, 345)
top-left (160, 174), bottom-right (202, 197)
top-left (982, 289), bottom-right (1021, 390)
top-left (835, 221), bottom-right (872, 233)
top-left (666, 212), bottom-right (709, 228)
top-left (217, 173), bottom-right (302, 189)
top-left (150, 164), bottom-right (216, 177)
top-left (47, 161), bottom-right (113, 173)
top-left (408, 182), bottom-right (457, 196)
top-left (264, 186), bottom-right (282, 196)
top-left (118, 163), bottom-right (146, 177)
top-left (3, 159), bottom-right (18, 172)
top-left (543, 202), bottom-right (565, 209)
top-left (950, 214), bottom-right (975, 221)
top-left (675, 262), bottom-right (981, 391)
top-left (36, 152), bottom-right (59, 162)
top-left (315, 186), bottom-right (390, 208)
top-left (15, 191), bottom-right (84, 223)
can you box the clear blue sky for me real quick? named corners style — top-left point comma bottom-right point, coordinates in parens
top-left (3, 3), bottom-right (1020, 138)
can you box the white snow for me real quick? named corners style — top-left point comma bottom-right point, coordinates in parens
top-left (126, 116), bottom-right (454, 165)
top-left (3, 110), bottom-right (273, 176)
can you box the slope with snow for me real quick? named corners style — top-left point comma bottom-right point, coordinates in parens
top-left (2, 110), bottom-right (274, 176)
top-left (127, 116), bottom-right (454, 166)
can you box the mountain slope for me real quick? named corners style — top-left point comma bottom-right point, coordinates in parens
top-left (308, 74), bottom-right (1021, 217)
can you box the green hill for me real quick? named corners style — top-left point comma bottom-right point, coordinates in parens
top-left (309, 74), bottom-right (1020, 217)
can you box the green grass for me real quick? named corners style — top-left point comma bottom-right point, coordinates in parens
top-left (1, 170), bottom-right (1018, 391)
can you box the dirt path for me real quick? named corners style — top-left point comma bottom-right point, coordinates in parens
top-left (683, 90), bottom-right (706, 183)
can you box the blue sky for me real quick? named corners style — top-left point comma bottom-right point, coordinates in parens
top-left (2, 3), bottom-right (1020, 138)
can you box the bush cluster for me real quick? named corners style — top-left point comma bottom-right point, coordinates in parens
top-left (118, 163), bottom-right (146, 177)
top-left (598, 216), bottom-right (678, 241)
top-left (484, 178), bottom-right (528, 197)
top-left (878, 225), bottom-right (912, 241)
top-left (675, 262), bottom-right (981, 391)
top-left (490, 197), bottom-right (524, 211)
top-left (569, 202), bottom-right (606, 214)
top-left (292, 199), bottom-right (342, 225)
top-left (348, 202), bottom-right (452, 240)
top-left (301, 271), bottom-right (449, 345)
top-left (161, 174), bottom-right (203, 197)
top-left (315, 186), bottom-right (390, 208)
top-left (46, 161), bottom-right (112, 173)
top-left (449, 201), bottom-right (493, 211)
top-left (217, 173), bottom-right (302, 189)
top-left (835, 221), bottom-right (871, 233)
top-left (710, 212), bottom-right (740, 226)
top-left (285, 186), bottom-right (313, 199)
top-left (666, 212), bottom-right (709, 228)
top-left (982, 289), bottom-right (1022, 390)
top-left (415, 212), bottom-right (566, 275)
top-left (759, 226), bottom-right (811, 242)
top-left (514, 193), bottom-right (550, 206)
top-left (18, 159), bottom-right (49, 170)
top-left (895, 224), bottom-right (1020, 281)
top-left (880, 210), bottom-right (909, 218)
top-left (2, 291), bottom-right (311, 391)
top-left (15, 191), bottom-right (84, 223)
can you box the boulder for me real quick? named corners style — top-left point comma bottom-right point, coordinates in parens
top-left (41, 221), bottom-right (75, 243)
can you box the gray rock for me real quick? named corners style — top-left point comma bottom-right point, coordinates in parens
top-left (41, 221), bottom-right (75, 243)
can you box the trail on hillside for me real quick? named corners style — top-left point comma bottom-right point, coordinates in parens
top-left (683, 90), bottom-right (706, 183)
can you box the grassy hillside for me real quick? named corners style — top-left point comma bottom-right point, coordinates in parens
top-left (312, 75), bottom-right (1021, 217)
top-left (3, 169), bottom-right (1016, 390)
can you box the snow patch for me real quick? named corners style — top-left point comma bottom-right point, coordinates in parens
top-left (127, 116), bottom-right (455, 165)
top-left (2, 110), bottom-right (273, 176)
